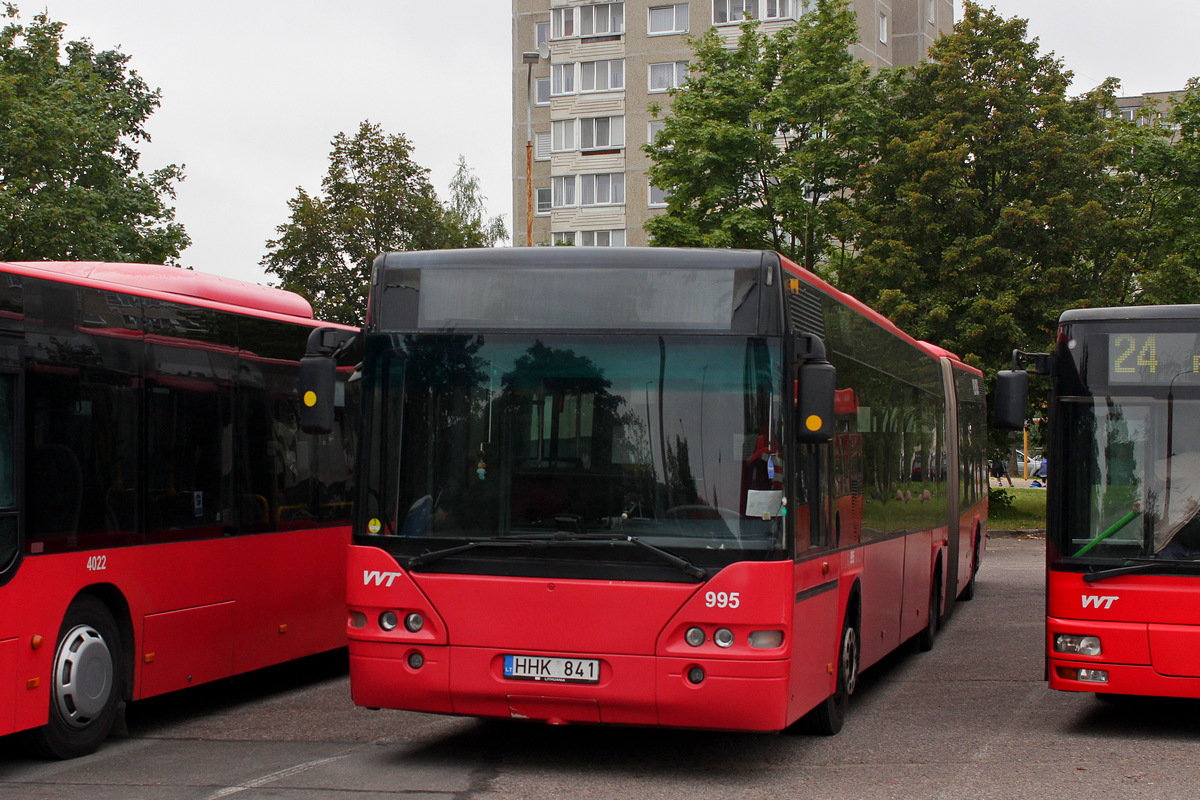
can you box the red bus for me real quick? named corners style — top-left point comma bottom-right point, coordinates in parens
top-left (0, 261), bottom-right (357, 758)
top-left (997, 305), bottom-right (1200, 700)
top-left (305, 247), bottom-right (987, 733)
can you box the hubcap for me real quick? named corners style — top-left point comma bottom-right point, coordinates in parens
top-left (52, 624), bottom-right (113, 728)
top-left (841, 627), bottom-right (859, 696)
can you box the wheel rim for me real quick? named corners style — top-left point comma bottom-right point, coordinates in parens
top-left (52, 624), bottom-right (113, 729)
top-left (841, 626), bottom-right (859, 697)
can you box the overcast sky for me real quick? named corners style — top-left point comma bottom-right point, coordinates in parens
top-left (30, 0), bottom-right (1200, 288)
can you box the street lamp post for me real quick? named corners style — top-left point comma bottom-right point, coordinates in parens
top-left (522, 50), bottom-right (540, 247)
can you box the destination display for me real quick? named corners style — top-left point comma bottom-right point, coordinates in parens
top-left (1107, 332), bottom-right (1200, 384)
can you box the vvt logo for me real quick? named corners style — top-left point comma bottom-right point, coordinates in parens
top-left (364, 570), bottom-right (403, 587)
top-left (1082, 594), bottom-right (1118, 609)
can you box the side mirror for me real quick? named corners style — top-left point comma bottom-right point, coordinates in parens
top-left (796, 360), bottom-right (836, 444)
top-left (299, 354), bottom-right (337, 435)
top-left (993, 370), bottom-right (1029, 431)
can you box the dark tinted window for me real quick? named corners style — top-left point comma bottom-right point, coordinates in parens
top-left (27, 283), bottom-right (142, 550)
top-left (143, 300), bottom-right (235, 541)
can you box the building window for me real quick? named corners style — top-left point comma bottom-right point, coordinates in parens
top-left (649, 182), bottom-right (670, 207)
top-left (551, 63), bottom-right (575, 96)
top-left (536, 187), bottom-right (552, 215)
top-left (763, 0), bottom-right (795, 20)
top-left (580, 116), bottom-right (624, 150)
top-left (715, 0), bottom-right (792, 23)
top-left (552, 120), bottom-right (576, 152)
top-left (581, 59), bottom-right (624, 92)
top-left (552, 176), bottom-right (577, 208)
top-left (879, 12), bottom-right (888, 44)
top-left (535, 77), bottom-right (551, 105)
top-left (648, 119), bottom-right (667, 144)
top-left (581, 172), bottom-right (625, 206)
top-left (580, 229), bottom-right (626, 247)
top-left (927, 0), bottom-right (936, 25)
top-left (649, 62), bottom-right (687, 93)
top-left (552, 231), bottom-right (577, 246)
top-left (536, 21), bottom-right (550, 46)
top-left (648, 3), bottom-right (688, 34)
top-left (580, 3), bottom-right (624, 36)
top-left (535, 132), bottom-right (551, 161)
top-left (551, 7), bottom-right (575, 39)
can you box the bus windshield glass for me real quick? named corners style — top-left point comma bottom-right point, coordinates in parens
top-left (1055, 324), bottom-right (1200, 563)
top-left (357, 333), bottom-right (787, 575)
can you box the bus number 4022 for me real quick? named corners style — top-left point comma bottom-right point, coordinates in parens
top-left (86, 555), bottom-right (107, 571)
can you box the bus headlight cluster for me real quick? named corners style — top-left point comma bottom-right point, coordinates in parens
top-left (376, 611), bottom-right (426, 633)
top-left (1054, 634), bottom-right (1102, 656)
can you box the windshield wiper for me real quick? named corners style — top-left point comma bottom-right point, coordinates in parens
top-left (1083, 557), bottom-right (1200, 583)
top-left (407, 530), bottom-right (708, 581)
top-left (543, 531), bottom-right (708, 581)
top-left (405, 537), bottom-right (547, 570)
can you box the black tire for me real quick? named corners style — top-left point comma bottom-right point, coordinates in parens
top-left (30, 595), bottom-right (123, 759)
top-left (917, 568), bottom-right (941, 652)
top-left (806, 611), bottom-right (859, 736)
top-left (960, 532), bottom-right (981, 601)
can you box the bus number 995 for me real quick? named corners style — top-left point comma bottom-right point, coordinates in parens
top-left (706, 591), bottom-right (740, 608)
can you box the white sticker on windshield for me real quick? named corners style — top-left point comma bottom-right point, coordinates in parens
top-left (746, 490), bottom-right (784, 519)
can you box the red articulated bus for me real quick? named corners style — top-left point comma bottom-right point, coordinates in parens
top-left (304, 247), bottom-right (987, 733)
top-left (997, 305), bottom-right (1200, 700)
top-left (0, 261), bottom-right (357, 758)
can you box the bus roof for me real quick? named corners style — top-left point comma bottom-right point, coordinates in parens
top-left (373, 247), bottom-right (771, 272)
top-left (1060, 305), bottom-right (1200, 324)
top-left (4, 261), bottom-right (314, 320)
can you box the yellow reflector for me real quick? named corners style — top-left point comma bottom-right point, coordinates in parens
top-left (805, 414), bottom-right (823, 431)
top-left (303, 390), bottom-right (318, 407)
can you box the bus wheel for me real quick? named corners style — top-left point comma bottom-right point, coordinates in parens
top-left (807, 614), bottom-right (859, 736)
top-left (917, 568), bottom-right (941, 652)
top-left (32, 595), bottom-right (123, 759)
top-left (961, 532), bottom-right (981, 601)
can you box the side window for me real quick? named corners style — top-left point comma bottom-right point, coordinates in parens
top-left (0, 373), bottom-right (17, 575)
top-left (27, 283), bottom-right (142, 550)
top-left (143, 302), bottom-right (236, 541)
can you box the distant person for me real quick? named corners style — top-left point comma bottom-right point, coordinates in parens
top-left (990, 458), bottom-right (1012, 487)
top-left (1035, 457), bottom-right (1048, 480)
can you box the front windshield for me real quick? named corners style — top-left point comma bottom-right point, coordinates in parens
top-left (357, 334), bottom-right (786, 575)
top-left (1056, 332), bottom-right (1200, 563)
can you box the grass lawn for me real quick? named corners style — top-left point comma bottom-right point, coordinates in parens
top-left (990, 487), bottom-right (1046, 530)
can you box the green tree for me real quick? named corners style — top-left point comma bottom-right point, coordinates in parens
top-left (0, 5), bottom-right (189, 263)
top-left (645, 0), bottom-right (876, 269)
top-left (263, 122), bottom-right (501, 325)
top-left (840, 2), bottom-right (1126, 372)
top-left (443, 155), bottom-right (508, 249)
top-left (1109, 78), bottom-right (1200, 304)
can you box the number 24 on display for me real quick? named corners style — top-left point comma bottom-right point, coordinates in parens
top-left (705, 591), bottom-right (740, 608)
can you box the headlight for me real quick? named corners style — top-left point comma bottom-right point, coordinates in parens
top-left (404, 612), bottom-right (425, 633)
top-left (714, 628), bottom-right (735, 648)
top-left (685, 627), bottom-right (706, 647)
top-left (1054, 633), bottom-right (1102, 656)
top-left (379, 611), bottom-right (398, 631)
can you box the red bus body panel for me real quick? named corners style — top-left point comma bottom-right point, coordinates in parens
top-left (349, 546), bottom-right (820, 731)
top-left (1047, 569), bottom-right (1200, 697)
top-left (0, 526), bottom-right (348, 737)
top-left (347, 533), bottom-right (954, 731)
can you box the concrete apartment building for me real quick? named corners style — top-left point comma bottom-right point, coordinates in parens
top-left (512, 0), bottom-right (954, 247)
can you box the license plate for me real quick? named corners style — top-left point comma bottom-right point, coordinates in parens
top-left (503, 654), bottom-right (600, 683)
